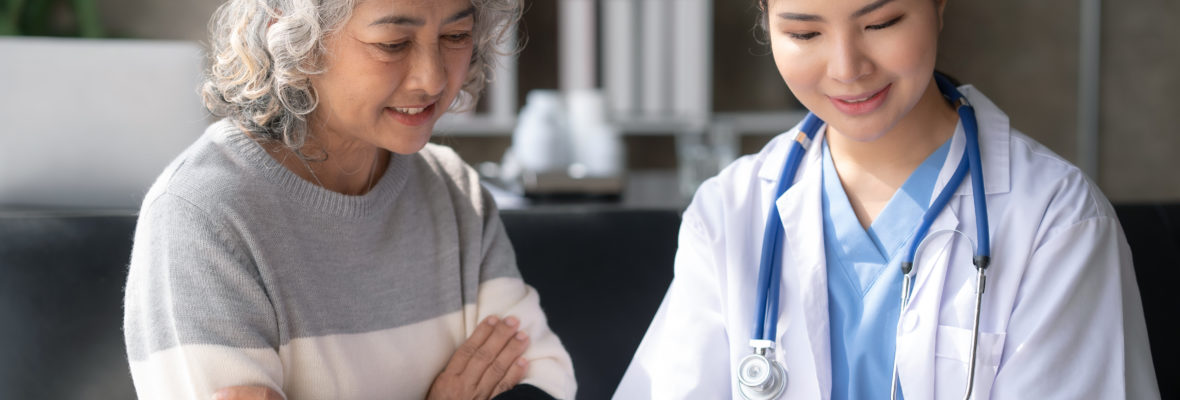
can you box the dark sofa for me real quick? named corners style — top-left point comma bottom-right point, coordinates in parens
top-left (1, 205), bottom-right (1175, 399)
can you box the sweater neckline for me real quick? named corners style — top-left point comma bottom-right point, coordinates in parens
top-left (216, 121), bottom-right (411, 219)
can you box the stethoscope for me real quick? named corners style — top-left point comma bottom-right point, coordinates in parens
top-left (736, 73), bottom-right (992, 400)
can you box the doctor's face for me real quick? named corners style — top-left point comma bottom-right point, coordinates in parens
top-left (767, 0), bottom-right (945, 142)
top-left (308, 0), bottom-right (475, 154)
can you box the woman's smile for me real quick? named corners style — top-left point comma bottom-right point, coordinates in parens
top-left (386, 103), bottom-right (437, 126)
top-left (828, 83), bottom-right (891, 116)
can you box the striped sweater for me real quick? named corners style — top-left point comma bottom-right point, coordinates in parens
top-left (123, 120), bottom-right (576, 399)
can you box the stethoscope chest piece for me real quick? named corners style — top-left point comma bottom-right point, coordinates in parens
top-left (738, 340), bottom-right (787, 400)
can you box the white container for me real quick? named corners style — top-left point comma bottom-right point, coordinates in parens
top-left (511, 90), bottom-right (571, 174)
top-left (566, 89), bottom-right (624, 178)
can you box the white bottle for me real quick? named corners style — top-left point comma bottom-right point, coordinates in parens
top-left (566, 89), bottom-right (623, 178)
top-left (512, 90), bottom-right (571, 174)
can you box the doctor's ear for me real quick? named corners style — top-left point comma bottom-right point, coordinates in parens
top-left (935, 0), bottom-right (948, 31)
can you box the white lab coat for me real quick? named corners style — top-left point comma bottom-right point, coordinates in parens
top-left (614, 86), bottom-right (1159, 399)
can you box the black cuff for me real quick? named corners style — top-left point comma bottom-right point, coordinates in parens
top-left (490, 384), bottom-right (556, 400)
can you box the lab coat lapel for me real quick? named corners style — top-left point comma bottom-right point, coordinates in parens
top-left (909, 83), bottom-right (1011, 306)
top-left (770, 127), bottom-right (832, 399)
top-left (895, 160), bottom-right (963, 400)
top-left (894, 209), bottom-right (958, 400)
top-left (952, 85), bottom-right (1011, 196)
top-left (913, 122), bottom-right (969, 300)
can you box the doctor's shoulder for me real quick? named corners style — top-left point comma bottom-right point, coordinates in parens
top-left (1002, 128), bottom-right (1122, 237)
top-left (682, 130), bottom-right (802, 235)
top-left (703, 128), bottom-right (801, 197)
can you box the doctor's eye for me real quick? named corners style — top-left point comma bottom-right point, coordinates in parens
top-left (866, 15), bottom-right (904, 31)
top-left (787, 31), bottom-right (820, 40)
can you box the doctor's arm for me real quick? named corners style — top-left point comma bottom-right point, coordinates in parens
top-left (989, 215), bottom-right (1159, 399)
top-left (614, 188), bottom-right (734, 399)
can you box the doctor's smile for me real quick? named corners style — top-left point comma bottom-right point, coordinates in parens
top-left (828, 83), bottom-right (892, 116)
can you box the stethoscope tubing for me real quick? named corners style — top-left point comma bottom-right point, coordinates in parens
top-left (935, 74), bottom-right (991, 261)
top-left (901, 150), bottom-right (969, 274)
top-left (904, 74), bottom-right (990, 270)
top-left (753, 114), bottom-right (823, 341)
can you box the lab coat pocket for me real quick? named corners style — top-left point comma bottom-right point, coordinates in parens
top-left (934, 324), bottom-right (1006, 400)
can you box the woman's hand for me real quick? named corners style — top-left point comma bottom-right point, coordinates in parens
top-left (210, 316), bottom-right (528, 400)
top-left (427, 315), bottom-right (531, 400)
top-left (212, 386), bottom-right (283, 400)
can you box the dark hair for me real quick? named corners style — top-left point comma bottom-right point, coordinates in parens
top-left (754, 0), bottom-right (769, 44)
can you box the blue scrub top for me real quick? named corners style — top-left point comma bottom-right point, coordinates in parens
top-left (821, 135), bottom-right (952, 400)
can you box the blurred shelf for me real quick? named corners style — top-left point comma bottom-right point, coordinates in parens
top-left (434, 110), bottom-right (809, 137)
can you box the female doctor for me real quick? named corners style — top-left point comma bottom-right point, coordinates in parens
top-left (615, 0), bottom-right (1159, 399)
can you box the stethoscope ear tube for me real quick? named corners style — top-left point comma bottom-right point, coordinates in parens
top-left (942, 77), bottom-right (993, 399)
top-left (935, 72), bottom-right (990, 260)
top-left (963, 268), bottom-right (988, 400)
top-left (958, 102), bottom-right (991, 260)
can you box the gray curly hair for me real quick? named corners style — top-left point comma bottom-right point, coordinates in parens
top-left (201, 0), bottom-right (521, 150)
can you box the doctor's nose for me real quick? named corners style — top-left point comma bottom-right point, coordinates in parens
top-left (826, 37), bottom-right (874, 84)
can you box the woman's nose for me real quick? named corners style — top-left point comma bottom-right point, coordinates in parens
top-left (826, 36), bottom-right (873, 84)
top-left (404, 45), bottom-right (447, 98)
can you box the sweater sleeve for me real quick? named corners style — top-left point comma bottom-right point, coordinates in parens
top-left (123, 193), bottom-right (285, 400)
top-left (471, 185), bottom-right (578, 399)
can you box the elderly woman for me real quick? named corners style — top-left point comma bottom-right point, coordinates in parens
top-left (122, 0), bottom-right (576, 399)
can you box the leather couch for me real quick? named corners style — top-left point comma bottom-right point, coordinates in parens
top-left (0, 205), bottom-right (1175, 399)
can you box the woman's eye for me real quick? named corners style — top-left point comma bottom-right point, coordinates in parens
top-left (441, 32), bottom-right (473, 49)
top-left (379, 41), bottom-right (410, 52)
top-left (444, 33), bottom-right (471, 41)
top-left (866, 15), bottom-right (903, 31)
top-left (788, 32), bottom-right (820, 41)
top-left (443, 32), bottom-right (473, 46)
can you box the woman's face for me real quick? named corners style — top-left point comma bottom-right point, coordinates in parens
top-left (308, 0), bottom-right (475, 155)
top-left (767, 0), bottom-right (945, 142)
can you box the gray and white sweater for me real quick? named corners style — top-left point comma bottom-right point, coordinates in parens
top-left (123, 120), bottom-right (576, 399)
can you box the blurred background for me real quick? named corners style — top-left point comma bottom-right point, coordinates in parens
top-left (1, 0), bottom-right (1176, 210)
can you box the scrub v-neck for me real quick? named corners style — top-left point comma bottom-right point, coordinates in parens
top-left (822, 132), bottom-right (954, 400)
